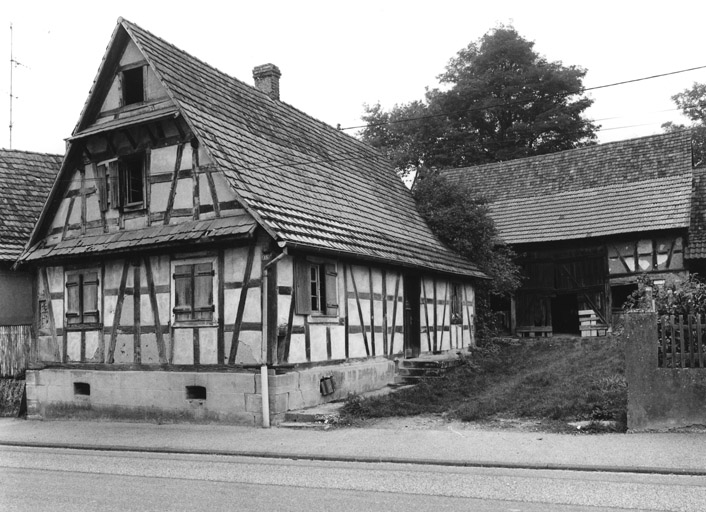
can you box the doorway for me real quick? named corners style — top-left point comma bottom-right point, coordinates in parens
top-left (551, 293), bottom-right (579, 334)
top-left (403, 275), bottom-right (421, 358)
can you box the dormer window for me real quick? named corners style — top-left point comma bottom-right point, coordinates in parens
top-left (122, 66), bottom-right (144, 105)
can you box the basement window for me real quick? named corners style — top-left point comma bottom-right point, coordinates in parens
top-left (186, 386), bottom-right (207, 400)
top-left (74, 382), bottom-right (91, 396)
top-left (122, 66), bottom-right (144, 105)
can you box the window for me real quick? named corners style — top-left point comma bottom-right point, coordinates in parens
top-left (451, 283), bottom-right (463, 325)
top-left (122, 66), bottom-right (144, 105)
top-left (294, 258), bottom-right (338, 316)
top-left (100, 153), bottom-right (146, 209)
top-left (120, 153), bottom-right (145, 206)
top-left (172, 260), bottom-right (215, 323)
top-left (65, 270), bottom-right (100, 326)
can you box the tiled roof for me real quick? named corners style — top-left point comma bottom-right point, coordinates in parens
top-left (442, 132), bottom-right (694, 245)
top-left (0, 149), bottom-right (62, 262)
top-left (22, 215), bottom-right (257, 262)
top-left (116, 20), bottom-right (484, 279)
top-left (686, 167), bottom-right (706, 259)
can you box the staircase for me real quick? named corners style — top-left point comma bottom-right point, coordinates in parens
top-left (395, 353), bottom-right (465, 384)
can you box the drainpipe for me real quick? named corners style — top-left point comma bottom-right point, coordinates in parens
top-left (260, 248), bottom-right (287, 428)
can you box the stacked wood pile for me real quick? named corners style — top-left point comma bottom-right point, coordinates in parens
top-left (579, 310), bottom-right (607, 337)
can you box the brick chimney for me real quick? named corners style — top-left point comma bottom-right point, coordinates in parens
top-left (253, 64), bottom-right (281, 100)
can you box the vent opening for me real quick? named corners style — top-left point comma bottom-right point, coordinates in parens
top-left (186, 385), bottom-right (207, 400)
top-left (74, 382), bottom-right (91, 396)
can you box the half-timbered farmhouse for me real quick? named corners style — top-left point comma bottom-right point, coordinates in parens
top-left (0, 149), bottom-right (61, 377)
top-left (19, 18), bottom-right (485, 424)
top-left (443, 131), bottom-right (699, 337)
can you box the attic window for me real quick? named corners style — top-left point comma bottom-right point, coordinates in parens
top-left (122, 66), bottom-right (144, 105)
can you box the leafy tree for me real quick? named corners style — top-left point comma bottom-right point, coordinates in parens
top-left (361, 26), bottom-right (598, 174)
top-left (412, 170), bottom-right (521, 336)
top-left (662, 82), bottom-right (706, 166)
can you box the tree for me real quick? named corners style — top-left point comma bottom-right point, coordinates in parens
top-left (412, 169), bottom-right (521, 336)
top-left (360, 26), bottom-right (598, 174)
top-left (662, 82), bottom-right (706, 166)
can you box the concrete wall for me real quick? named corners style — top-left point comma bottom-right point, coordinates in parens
top-left (625, 312), bottom-right (706, 431)
top-left (25, 357), bottom-right (395, 424)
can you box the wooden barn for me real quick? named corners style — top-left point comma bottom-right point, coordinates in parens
top-left (18, 18), bottom-right (485, 425)
top-left (0, 150), bottom-right (61, 378)
top-left (443, 131), bottom-right (699, 337)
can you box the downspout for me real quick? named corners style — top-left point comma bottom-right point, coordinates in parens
top-left (260, 248), bottom-right (287, 428)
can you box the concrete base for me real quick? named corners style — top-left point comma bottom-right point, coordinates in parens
top-left (25, 358), bottom-right (396, 425)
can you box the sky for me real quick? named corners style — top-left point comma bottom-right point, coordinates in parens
top-left (1, 0), bottom-right (705, 155)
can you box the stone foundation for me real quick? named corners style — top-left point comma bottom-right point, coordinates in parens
top-left (25, 358), bottom-right (395, 425)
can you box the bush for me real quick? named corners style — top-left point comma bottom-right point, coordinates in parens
top-left (623, 273), bottom-right (706, 316)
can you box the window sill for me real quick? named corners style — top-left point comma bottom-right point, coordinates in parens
top-left (308, 315), bottom-right (340, 325)
top-left (65, 324), bottom-right (104, 332)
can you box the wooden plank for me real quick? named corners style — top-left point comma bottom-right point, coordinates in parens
top-left (326, 326), bottom-right (332, 360)
top-left (670, 315), bottom-right (677, 368)
top-left (698, 314), bottom-right (704, 368)
top-left (665, 238), bottom-right (676, 269)
top-left (205, 166), bottom-right (221, 217)
top-left (381, 269), bottom-right (388, 356)
top-left (432, 277), bottom-right (438, 352)
top-left (439, 282), bottom-right (448, 350)
top-left (463, 285), bottom-right (474, 347)
top-left (143, 256), bottom-right (167, 364)
top-left (80, 331), bottom-right (86, 363)
top-left (349, 267), bottom-right (370, 356)
top-left (421, 279), bottom-right (431, 352)
top-left (163, 142), bottom-right (184, 225)
top-left (343, 264), bottom-right (350, 359)
top-left (282, 290), bottom-right (295, 363)
top-left (63, 196), bottom-right (76, 239)
top-left (217, 250), bottom-right (225, 364)
top-left (689, 314), bottom-right (695, 368)
top-left (108, 260), bottom-right (130, 364)
top-left (368, 267), bottom-right (375, 356)
top-left (40, 268), bottom-right (60, 362)
top-left (228, 243), bottom-right (256, 364)
top-left (677, 315), bottom-right (686, 368)
top-left (304, 316), bottom-right (311, 362)
top-left (193, 327), bottom-right (200, 365)
top-left (144, 149), bottom-right (152, 226)
top-left (133, 264), bottom-right (141, 365)
top-left (80, 168), bottom-right (87, 235)
top-left (389, 272), bottom-right (400, 355)
top-left (191, 142), bottom-right (200, 220)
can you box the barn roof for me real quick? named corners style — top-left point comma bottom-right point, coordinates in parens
top-left (442, 131), bottom-right (695, 245)
top-left (24, 18), bottom-right (484, 279)
top-left (0, 149), bottom-right (62, 262)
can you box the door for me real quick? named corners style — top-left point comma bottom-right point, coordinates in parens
top-left (403, 275), bottom-right (421, 358)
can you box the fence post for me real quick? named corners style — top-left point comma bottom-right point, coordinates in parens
top-left (625, 311), bottom-right (658, 431)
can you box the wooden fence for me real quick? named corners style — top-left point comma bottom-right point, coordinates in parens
top-left (0, 325), bottom-right (31, 378)
top-left (657, 315), bottom-right (706, 368)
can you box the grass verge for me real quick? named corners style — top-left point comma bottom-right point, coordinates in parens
top-left (340, 337), bottom-right (627, 432)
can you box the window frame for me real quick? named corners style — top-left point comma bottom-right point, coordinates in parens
top-left (121, 65), bottom-right (145, 106)
top-left (64, 268), bottom-right (102, 330)
top-left (294, 257), bottom-right (339, 319)
top-left (170, 257), bottom-right (218, 326)
top-left (97, 153), bottom-right (147, 211)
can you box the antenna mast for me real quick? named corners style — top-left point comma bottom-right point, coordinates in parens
top-left (9, 23), bottom-right (13, 149)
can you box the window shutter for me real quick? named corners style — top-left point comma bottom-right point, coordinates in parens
top-left (324, 263), bottom-right (338, 316)
top-left (82, 272), bottom-right (100, 324)
top-left (173, 264), bottom-right (194, 322)
top-left (96, 164), bottom-right (108, 212)
top-left (293, 258), bottom-right (312, 315)
top-left (108, 161), bottom-right (121, 208)
top-left (66, 273), bottom-right (81, 324)
top-left (193, 263), bottom-right (215, 321)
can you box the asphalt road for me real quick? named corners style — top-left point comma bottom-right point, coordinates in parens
top-left (1, 446), bottom-right (705, 511)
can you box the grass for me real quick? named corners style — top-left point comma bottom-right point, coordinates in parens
top-left (340, 337), bottom-right (627, 431)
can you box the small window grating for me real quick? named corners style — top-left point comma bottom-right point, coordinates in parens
top-left (186, 385), bottom-right (207, 400)
top-left (74, 382), bottom-right (91, 396)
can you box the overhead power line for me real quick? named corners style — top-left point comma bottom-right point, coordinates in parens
top-left (338, 64), bottom-right (706, 132)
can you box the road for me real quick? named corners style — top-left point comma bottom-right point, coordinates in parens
top-left (1, 445), bottom-right (705, 511)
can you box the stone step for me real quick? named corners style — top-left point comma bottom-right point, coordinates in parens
top-left (278, 421), bottom-right (331, 430)
top-left (397, 367), bottom-right (443, 377)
